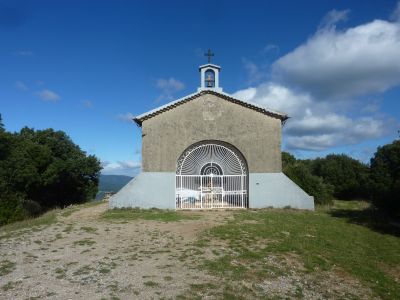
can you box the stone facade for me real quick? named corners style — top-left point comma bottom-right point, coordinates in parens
top-left (142, 93), bottom-right (282, 173)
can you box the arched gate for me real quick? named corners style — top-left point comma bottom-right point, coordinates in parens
top-left (175, 141), bottom-right (248, 209)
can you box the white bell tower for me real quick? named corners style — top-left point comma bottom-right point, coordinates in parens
top-left (198, 49), bottom-right (223, 93)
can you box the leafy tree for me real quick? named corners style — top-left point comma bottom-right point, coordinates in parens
top-left (282, 151), bottom-right (296, 170)
top-left (0, 124), bottom-right (101, 225)
top-left (370, 140), bottom-right (400, 215)
top-left (0, 113), bottom-right (4, 132)
top-left (312, 154), bottom-right (370, 200)
top-left (282, 152), bottom-right (334, 205)
top-left (0, 192), bottom-right (27, 225)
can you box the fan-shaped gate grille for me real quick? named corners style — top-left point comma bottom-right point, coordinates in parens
top-left (176, 142), bottom-right (248, 209)
top-left (177, 143), bottom-right (247, 175)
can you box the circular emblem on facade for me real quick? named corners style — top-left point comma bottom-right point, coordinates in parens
top-left (202, 99), bottom-right (222, 121)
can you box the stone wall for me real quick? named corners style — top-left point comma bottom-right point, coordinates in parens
top-left (141, 93), bottom-right (282, 173)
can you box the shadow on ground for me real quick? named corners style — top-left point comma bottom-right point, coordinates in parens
top-left (329, 207), bottom-right (400, 237)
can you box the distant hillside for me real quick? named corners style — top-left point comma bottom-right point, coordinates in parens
top-left (99, 175), bottom-right (133, 192)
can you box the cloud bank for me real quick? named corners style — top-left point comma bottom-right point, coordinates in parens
top-left (101, 160), bottom-right (141, 176)
top-left (234, 7), bottom-right (400, 151)
top-left (15, 81), bottom-right (28, 91)
top-left (36, 89), bottom-right (60, 102)
top-left (117, 112), bottom-right (135, 122)
top-left (155, 77), bottom-right (184, 102)
top-left (273, 17), bottom-right (400, 99)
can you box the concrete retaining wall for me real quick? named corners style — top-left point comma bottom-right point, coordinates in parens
top-left (248, 173), bottom-right (314, 210)
top-left (109, 172), bottom-right (175, 209)
top-left (109, 172), bottom-right (314, 210)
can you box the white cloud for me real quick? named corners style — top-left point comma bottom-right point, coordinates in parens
top-left (285, 115), bottom-right (389, 151)
top-left (83, 100), bottom-right (93, 109)
top-left (390, 1), bottom-right (400, 21)
top-left (101, 160), bottom-right (141, 176)
top-left (14, 81), bottom-right (28, 91)
top-left (156, 77), bottom-right (184, 92)
top-left (156, 77), bottom-right (184, 102)
top-left (233, 81), bottom-right (395, 151)
top-left (14, 50), bottom-right (33, 56)
top-left (117, 112), bottom-right (135, 122)
top-left (242, 59), bottom-right (264, 84)
top-left (285, 113), bottom-right (351, 136)
top-left (262, 44), bottom-right (280, 56)
top-left (36, 89), bottom-right (60, 102)
top-left (318, 9), bottom-right (349, 31)
top-left (233, 83), bottom-right (312, 117)
top-left (273, 15), bottom-right (400, 99)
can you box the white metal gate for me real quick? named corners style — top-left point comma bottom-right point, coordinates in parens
top-left (176, 142), bottom-right (248, 209)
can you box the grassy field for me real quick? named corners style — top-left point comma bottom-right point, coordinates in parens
top-left (188, 201), bottom-right (400, 299)
top-left (102, 208), bottom-right (200, 222)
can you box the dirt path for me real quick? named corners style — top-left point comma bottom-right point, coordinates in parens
top-left (63, 201), bottom-right (109, 221)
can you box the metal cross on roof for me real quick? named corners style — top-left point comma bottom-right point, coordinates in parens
top-left (205, 49), bottom-right (214, 63)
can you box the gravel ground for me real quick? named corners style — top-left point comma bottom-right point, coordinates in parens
top-left (0, 203), bottom-right (374, 299)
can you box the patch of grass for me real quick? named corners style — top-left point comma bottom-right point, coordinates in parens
top-left (54, 267), bottom-right (66, 279)
top-left (73, 238), bottom-right (96, 246)
top-left (143, 280), bottom-right (160, 287)
top-left (60, 206), bottom-right (79, 217)
top-left (97, 260), bottom-right (117, 275)
top-left (62, 224), bottom-right (74, 233)
top-left (2, 280), bottom-right (21, 291)
top-left (80, 226), bottom-right (98, 233)
top-left (328, 200), bottom-right (400, 236)
top-left (73, 265), bottom-right (93, 276)
top-left (164, 276), bottom-right (173, 281)
top-left (99, 267), bottom-right (111, 274)
top-left (60, 200), bottom-right (104, 218)
top-left (330, 200), bottom-right (370, 211)
top-left (0, 260), bottom-right (16, 276)
top-left (190, 282), bottom-right (217, 292)
top-left (0, 210), bottom-right (58, 239)
top-left (200, 201), bottom-right (400, 299)
top-left (102, 208), bottom-right (200, 222)
top-left (107, 281), bottom-right (119, 293)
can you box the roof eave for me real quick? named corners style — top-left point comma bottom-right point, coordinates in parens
top-left (198, 63), bottom-right (221, 70)
top-left (132, 90), bottom-right (289, 127)
top-left (133, 118), bottom-right (142, 127)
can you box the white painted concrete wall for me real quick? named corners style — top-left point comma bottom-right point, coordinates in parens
top-left (109, 172), bottom-right (314, 210)
top-left (109, 172), bottom-right (175, 209)
top-left (248, 173), bottom-right (314, 210)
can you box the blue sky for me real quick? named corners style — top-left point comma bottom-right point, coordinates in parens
top-left (1, 0), bottom-right (400, 176)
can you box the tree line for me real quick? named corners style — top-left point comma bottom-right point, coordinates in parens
top-left (0, 115), bottom-right (101, 225)
top-left (283, 139), bottom-right (400, 216)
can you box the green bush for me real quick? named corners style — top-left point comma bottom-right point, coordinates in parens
top-left (0, 115), bottom-right (101, 225)
top-left (284, 162), bottom-right (334, 205)
top-left (312, 154), bottom-right (370, 200)
top-left (370, 140), bottom-right (400, 215)
top-left (0, 193), bottom-right (27, 226)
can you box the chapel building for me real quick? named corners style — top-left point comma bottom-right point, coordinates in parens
top-left (110, 55), bottom-right (314, 210)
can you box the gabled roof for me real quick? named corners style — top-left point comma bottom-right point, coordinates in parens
top-left (133, 90), bottom-right (288, 126)
top-left (199, 63), bottom-right (221, 70)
